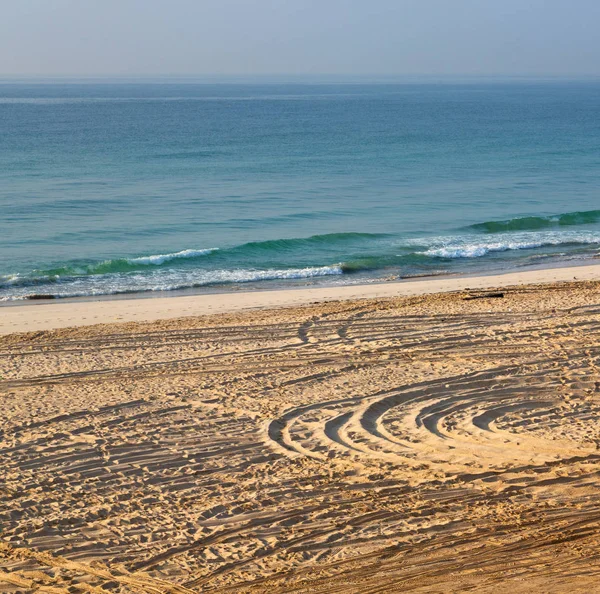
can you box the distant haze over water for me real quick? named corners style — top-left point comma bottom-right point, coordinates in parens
top-left (2, 81), bottom-right (600, 301)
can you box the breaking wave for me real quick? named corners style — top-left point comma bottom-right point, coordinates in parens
top-left (421, 232), bottom-right (600, 259)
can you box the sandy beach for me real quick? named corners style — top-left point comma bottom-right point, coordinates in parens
top-left (3, 266), bottom-right (600, 592)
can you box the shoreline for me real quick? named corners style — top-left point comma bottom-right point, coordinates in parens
top-left (2, 261), bottom-right (600, 335)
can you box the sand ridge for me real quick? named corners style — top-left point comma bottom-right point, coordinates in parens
top-left (3, 281), bottom-right (600, 591)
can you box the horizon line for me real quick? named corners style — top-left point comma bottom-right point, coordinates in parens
top-left (2, 73), bottom-right (600, 84)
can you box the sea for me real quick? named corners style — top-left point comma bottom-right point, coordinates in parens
top-left (2, 79), bottom-right (600, 302)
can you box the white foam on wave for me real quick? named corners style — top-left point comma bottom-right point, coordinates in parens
top-left (127, 248), bottom-right (218, 266)
top-left (424, 240), bottom-right (546, 259)
top-left (0, 265), bottom-right (344, 301)
top-left (184, 265), bottom-right (344, 284)
top-left (0, 274), bottom-right (22, 286)
top-left (418, 231), bottom-right (600, 260)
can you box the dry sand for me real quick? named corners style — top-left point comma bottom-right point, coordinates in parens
top-left (3, 268), bottom-right (600, 592)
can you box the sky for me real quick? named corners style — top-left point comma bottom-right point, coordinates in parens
top-left (1, 0), bottom-right (600, 78)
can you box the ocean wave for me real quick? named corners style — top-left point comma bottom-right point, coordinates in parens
top-left (0, 265), bottom-right (344, 301)
top-left (127, 248), bottom-right (218, 266)
top-left (0, 234), bottom-right (385, 291)
top-left (3, 229), bottom-right (600, 300)
top-left (421, 233), bottom-right (600, 259)
top-left (229, 232), bottom-right (390, 254)
top-left (0, 273), bottom-right (61, 289)
top-left (469, 210), bottom-right (600, 233)
top-left (17, 247), bottom-right (220, 279)
top-left (184, 265), bottom-right (344, 284)
top-left (17, 235), bottom-right (384, 280)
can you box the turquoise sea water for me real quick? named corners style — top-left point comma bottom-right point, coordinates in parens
top-left (2, 80), bottom-right (600, 301)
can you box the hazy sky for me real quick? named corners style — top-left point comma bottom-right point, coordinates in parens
top-left (2, 0), bottom-right (600, 77)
